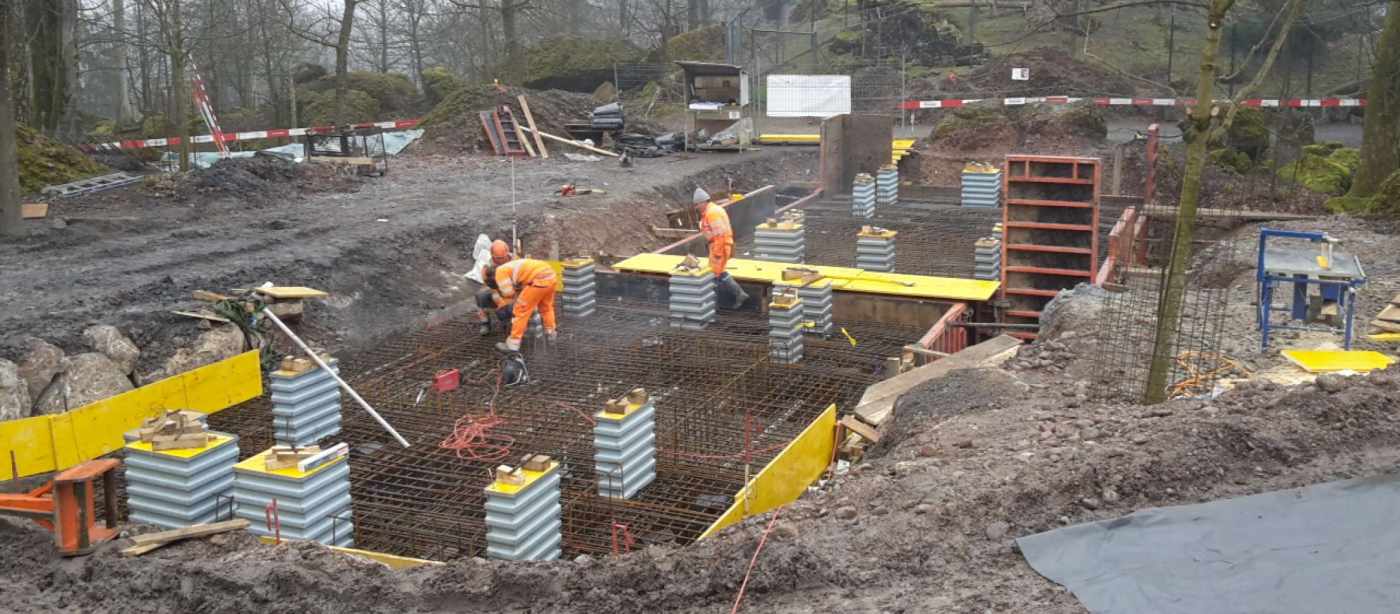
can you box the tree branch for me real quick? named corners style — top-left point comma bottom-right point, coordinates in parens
top-left (1213, 0), bottom-right (1303, 138)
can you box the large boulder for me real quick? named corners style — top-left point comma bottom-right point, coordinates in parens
top-left (82, 324), bottom-right (140, 375)
top-left (1039, 283), bottom-right (1108, 342)
top-left (16, 337), bottom-right (65, 400)
top-left (0, 359), bottom-right (32, 421)
top-left (151, 324), bottom-right (247, 384)
top-left (33, 353), bottom-right (135, 415)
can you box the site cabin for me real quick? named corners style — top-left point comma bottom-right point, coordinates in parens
top-left (677, 61), bottom-right (752, 152)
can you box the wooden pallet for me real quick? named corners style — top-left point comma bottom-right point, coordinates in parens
top-left (1001, 155), bottom-right (1101, 340)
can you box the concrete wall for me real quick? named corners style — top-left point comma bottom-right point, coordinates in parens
top-left (820, 115), bottom-right (894, 195)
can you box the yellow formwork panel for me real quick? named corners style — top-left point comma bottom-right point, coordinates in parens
top-left (1281, 349), bottom-right (1397, 373)
top-left (614, 253), bottom-right (999, 302)
top-left (698, 404), bottom-right (837, 539)
top-left (751, 136), bottom-right (915, 164)
top-left (0, 349), bottom-right (263, 481)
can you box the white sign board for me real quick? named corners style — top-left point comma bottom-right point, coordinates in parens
top-left (766, 75), bottom-right (852, 118)
top-left (1011, 67), bottom-right (1030, 81)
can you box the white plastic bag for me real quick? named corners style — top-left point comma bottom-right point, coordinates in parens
top-left (464, 233), bottom-right (492, 283)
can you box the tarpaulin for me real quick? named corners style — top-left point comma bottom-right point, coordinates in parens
top-left (1017, 474), bottom-right (1400, 613)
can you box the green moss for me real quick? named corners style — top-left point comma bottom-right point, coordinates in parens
top-left (301, 89), bottom-right (380, 125)
top-left (1302, 142), bottom-right (1343, 157)
top-left (1326, 147), bottom-right (1360, 174)
top-left (1371, 170), bottom-right (1400, 217)
top-left (1278, 153), bottom-right (1351, 195)
top-left (667, 25), bottom-right (726, 62)
top-left (1325, 195), bottom-right (1372, 214)
top-left (1209, 148), bottom-right (1253, 174)
top-left (516, 37), bottom-right (643, 89)
top-left (1226, 107), bottom-right (1270, 159)
top-left (933, 107), bottom-right (1004, 140)
top-left (422, 67), bottom-right (465, 107)
top-left (16, 124), bottom-right (108, 195)
top-left (305, 72), bottom-right (418, 114)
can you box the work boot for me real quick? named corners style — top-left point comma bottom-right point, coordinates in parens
top-left (719, 272), bottom-right (749, 309)
top-left (495, 338), bottom-right (522, 353)
top-left (478, 320), bottom-right (492, 336)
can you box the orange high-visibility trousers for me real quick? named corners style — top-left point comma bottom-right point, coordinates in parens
top-left (709, 239), bottom-right (734, 275)
top-left (508, 282), bottom-right (557, 343)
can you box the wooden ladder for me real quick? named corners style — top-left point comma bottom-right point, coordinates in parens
top-left (478, 107), bottom-right (529, 157)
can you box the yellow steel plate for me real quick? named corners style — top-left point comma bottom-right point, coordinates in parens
top-left (125, 434), bottom-right (236, 459)
top-left (254, 286), bottom-right (329, 299)
top-left (614, 253), bottom-right (998, 302)
top-left (1368, 333), bottom-right (1400, 342)
top-left (1281, 349), bottom-right (1397, 373)
top-left (235, 446), bottom-right (347, 479)
top-left (484, 461), bottom-right (559, 497)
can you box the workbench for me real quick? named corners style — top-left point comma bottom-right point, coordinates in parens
top-left (1256, 228), bottom-right (1366, 351)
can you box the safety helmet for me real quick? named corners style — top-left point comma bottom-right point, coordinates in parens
top-left (490, 240), bottom-right (511, 264)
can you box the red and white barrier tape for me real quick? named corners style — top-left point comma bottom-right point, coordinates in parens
top-left (898, 96), bottom-right (1366, 111)
top-left (78, 118), bottom-right (423, 153)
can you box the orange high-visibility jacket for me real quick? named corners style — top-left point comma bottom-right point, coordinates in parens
top-left (495, 258), bottom-right (556, 299)
top-left (699, 202), bottom-right (733, 248)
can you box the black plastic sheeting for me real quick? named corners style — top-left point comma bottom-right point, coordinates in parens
top-left (1017, 474), bottom-right (1400, 613)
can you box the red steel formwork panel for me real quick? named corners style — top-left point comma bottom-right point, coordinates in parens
top-left (1001, 155), bottom-right (1102, 340)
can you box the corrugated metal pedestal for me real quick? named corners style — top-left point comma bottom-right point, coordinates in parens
top-left (270, 360), bottom-right (343, 447)
top-left (593, 399), bottom-right (657, 499)
top-left (962, 168), bottom-right (1004, 208)
top-left (484, 461), bottom-right (562, 561)
top-left (852, 173), bottom-right (876, 218)
top-left (856, 228), bottom-right (897, 272)
top-left (561, 257), bottom-right (597, 318)
top-left (753, 221), bottom-right (806, 263)
top-left (796, 279), bottom-right (834, 336)
top-left (233, 447), bottom-right (354, 546)
top-left (877, 164), bottom-right (899, 206)
top-left (975, 237), bottom-right (1002, 281)
top-left (124, 433), bottom-right (239, 528)
top-left (669, 268), bottom-right (717, 330)
top-left (769, 298), bottom-right (805, 363)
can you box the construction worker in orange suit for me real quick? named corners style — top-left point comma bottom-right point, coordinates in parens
top-left (695, 187), bottom-right (750, 308)
top-left (475, 240), bottom-right (515, 336)
top-left (492, 257), bottom-right (559, 353)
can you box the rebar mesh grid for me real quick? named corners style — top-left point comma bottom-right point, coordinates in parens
top-left (198, 299), bottom-right (924, 560)
top-left (736, 199), bottom-right (1002, 278)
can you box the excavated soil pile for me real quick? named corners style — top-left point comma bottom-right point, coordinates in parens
top-left (944, 46), bottom-right (1137, 99)
top-left (1155, 145), bottom-right (1331, 215)
top-left (143, 155), bottom-right (361, 205)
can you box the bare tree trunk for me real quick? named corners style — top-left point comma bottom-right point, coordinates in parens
top-left (137, 0), bottom-right (151, 113)
top-left (1, 1), bottom-right (22, 237)
top-left (619, 0), bottom-right (629, 35)
top-left (114, 0), bottom-right (138, 125)
top-left (377, 0), bottom-right (389, 72)
top-left (501, 0), bottom-right (520, 71)
top-left (1349, 0), bottom-right (1400, 199)
top-left (334, 0), bottom-right (358, 126)
top-left (1143, 0), bottom-right (1235, 404)
top-left (170, 0), bottom-right (190, 172)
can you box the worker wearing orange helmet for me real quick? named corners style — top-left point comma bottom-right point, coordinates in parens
top-left (695, 187), bottom-right (749, 308)
top-left (491, 257), bottom-right (559, 353)
top-left (474, 240), bottom-right (515, 336)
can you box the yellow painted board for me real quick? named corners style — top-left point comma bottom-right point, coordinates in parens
top-left (235, 446), bottom-right (346, 479)
top-left (257, 536), bottom-right (444, 569)
top-left (0, 350), bottom-right (262, 481)
top-left (614, 253), bottom-right (999, 302)
top-left (125, 434), bottom-right (236, 458)
top-left (485, 460), bottom-right (559, 496)
top-left (699, 404), bottom-right (837, 539)
top-left (1369, 333), bottom-right (1400, 342)
top-left (1281, 349), bottom-right (1397, 373)
top-left (254, 286), bottom-right (328, 299)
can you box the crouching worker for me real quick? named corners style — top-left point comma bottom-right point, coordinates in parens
top-left (475, 240), bottom-right (515, 336)
top-left (492, 257), bottom-right (558, 353)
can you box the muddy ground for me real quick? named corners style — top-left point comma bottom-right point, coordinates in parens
top-left (2, 336), bottom-right (1397, 613)
top-left (0, 148), bottom-right (814, 377)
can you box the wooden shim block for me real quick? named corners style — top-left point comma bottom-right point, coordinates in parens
top-left (124, 519), bottom-right (251, 553)
top-left (254, 286), bottom-right (328, 299)
top-left (1377, 304), bottom-right (1400, 323)
top-left (495, 465), bottom-right (524, 485)
top-left (522, 454), bottom-right (552, 471)
top-left (518, 95), bottom-right (549, 159)
top-left (1370, 319), bottom-right (1400, 333)
top-left (853, 396), bottom-right (895, 428)
top-left (840, 415), bottom-right (881, 444)
top-left (151, 433), bottom-right (209, 451)
top-left (21, 203), bottom-right (48, 219)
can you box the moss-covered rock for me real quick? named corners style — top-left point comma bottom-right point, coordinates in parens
top-left (1326, 147), bottom-right (1360, 174)
top-left (516, 37), bottom-right (644, 91)
top-left (301, 89), bottom-right (380, 125)
top-left (1302, 142), bottom-right (1344, 158)
top-left (1278, 152), bottom-right (1351, 195)
top-left (16, 125), bottom-right (108, 194)
top-left (933, 107), bottom-right (1004, 140)
top-left (304, 72), bottom-right (418, 115)
top-left (1327, 169), bottom-right (1400, 215)
top-left (666, 25), bottom-right (726, 62)
top-left (422, 67), bottom-right (465, 107)
top-left (1209, 148), bottom-right (1253, 174)
top-left (1226, 107), bottom-right (1270, 159)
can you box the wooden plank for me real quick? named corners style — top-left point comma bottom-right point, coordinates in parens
top-left (840, 415), bottom-right (881, 443)
top-left (1378, 304), bottom-right (1400, 323)
top-left (520, 126), bottom-right (620, 157)
top-left (853, 397), bottom-right (895, 428)
top-left (510, 109), bottom-right (537, 158)
top-left (21, 203), bottom-right (48, 219)
top-left (858, 335), bottom-right (1022, 406)
top-left (518, 95), bottom-right (549, 159)
top-left (254, 286), bottom-right (328, 299)
top-left (123, 519), bottom-right (251, 555)
top-left (192, 290), bottom-right (232, 302)
top-left (172, 310), bottom-right (231, 323)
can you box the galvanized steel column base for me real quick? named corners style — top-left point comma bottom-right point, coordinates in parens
top-left (594, 399), bottom-right (657, 499)
top-left (975, 237), bottom-right (1002, 281)
top-left (753, 221), bottom-right (806, 264)
top-left (855, 228), bottom-right (897, 273)
top-left (877, 164), bottom-right (899, 207)
top-left (270, 359), bottom-right (343, 447)
top-left (233, 447), bottom-right (354, 547)
top-left (796, 279), bottom-right (834, 336)
top-left (669, 269), bottom-right (717, 330)
top-left (851, 173), bottom-right (876, 218)
top-left (961, 168), bottom-right (1004, 208)
top-left (769, 297), bottom-right (805, 364)
top-left (123, 433), bottom-right (239, 529)
top-left (484, 461), bottom-right (562, 561)
top-left (561, 257), bottom-right (597, 318)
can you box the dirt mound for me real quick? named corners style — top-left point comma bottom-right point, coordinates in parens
top-left (938, 47), bottom-right (1138, 98)
top-left (1156, 145), bottom-right (1331, 214)
top-left (420, 84), bottom-right (596, 145)
top-left (142, 155), bottom-right (361, 204)
top-left (16, 124), bottom-right (109, 194)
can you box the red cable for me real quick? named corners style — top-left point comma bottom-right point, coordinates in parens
top-left (730, 506), bottom-right (784, 614)
top-left (439, 369), bottom-right (515, 462)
